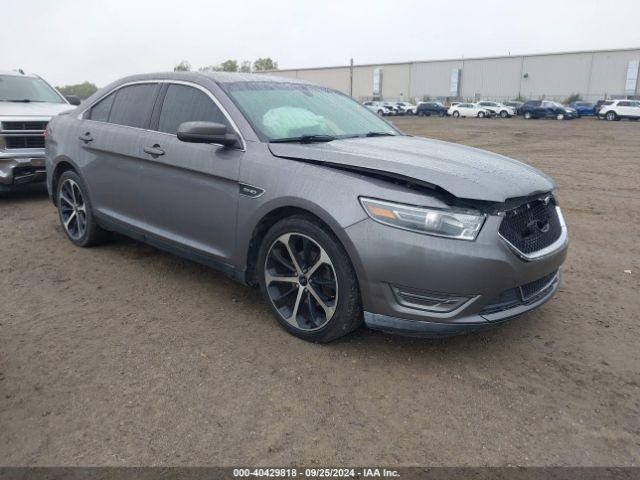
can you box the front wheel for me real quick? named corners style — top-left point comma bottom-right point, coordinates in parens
top-left (257, 216), bottom-right (362, 343)
top-left (524, 111), bottom-right (532, 119)
top-left (377, 109), bottom-right (384, 116)
top-left (556, 113), bottom-right (565, 120)
top-left (452, 111), bottom-right (460, 118)
top-left (500, 110), bottom-right (509, 118)
top-left (56, 170), bottom-right (109, 247)
top-left (478, 111), bottom-right (485, 118)
top-left (606, 111), bottom-right (617, 121)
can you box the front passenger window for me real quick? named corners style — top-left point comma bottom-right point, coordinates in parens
top-left (158, 84), bottom-right (229, 135)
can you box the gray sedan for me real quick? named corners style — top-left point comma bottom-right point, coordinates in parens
top-left (46, 72), bottom-right (568, 342)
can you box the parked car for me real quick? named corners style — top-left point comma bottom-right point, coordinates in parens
top-left (593, 100), bottom-right (612, 117)
top-left (521, 100), bottom-right (577, 120)
top-left (395, 101), bottom-right (416, 115)
top-left (363, 101), bottom-right (393, 116)
top-left (46, 72), bottom-right (568, 342)
top-left (448, 103), bottom-right (494, 118)
top-left (0, 70), bottom-right (77, 191)
top-left (505, 101), bottom-right (524, 114)
top-left (597, 99), bottom-right (640, 121)
top-left (569, 101), bottom-right (596, 117)
top-left (478, 101), bottom-right (516, 118)
top-left (416, 102), bottom-right (447, 117)
top-left (382, 102), bottom-right (401, 115)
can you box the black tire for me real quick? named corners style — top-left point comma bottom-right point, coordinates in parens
top-left (524, 111), bottom-right (532, 119)
top-left (417, 111), bottom-right (424, 117)
top-left (605, 111), bottom-right (617, 121)
top-left (257, 215), bottom-right (362, 343)
top-left (500, 110), bottom-right (509, 118)
top-left (56, 170), bottom-right (109, 247)
top-left (452, 111), bottom-right (460, 118)
top-left (478, 111), bottom-right (485, 118)
top-left (377, 109), bottom-right (384, 116)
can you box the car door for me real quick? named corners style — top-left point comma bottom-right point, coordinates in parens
top-left (617, 101), bottom-right (630, 117)
top-left (630, 101), bottom-right (640, 118)
top-left (80, 82), bottom-right (161, 228)
top-left (134, 82), bottom-right (242, 264)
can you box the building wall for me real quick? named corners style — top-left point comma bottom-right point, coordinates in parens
top-left (351, 63), bottom-right (411, 100)
top-left (268, 48), bottom-right (640, 103)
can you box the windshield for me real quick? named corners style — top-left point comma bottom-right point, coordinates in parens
top-left (222, 82), bottom-right (398, 141)
top-left (0, 75), bottom-right (65, 103)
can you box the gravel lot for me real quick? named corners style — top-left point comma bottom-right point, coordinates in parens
top-left (1, 116), bottom-right (639, 466)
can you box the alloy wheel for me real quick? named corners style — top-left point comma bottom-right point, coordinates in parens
top-left (59, 178), bottom-right (87, 240)
top-left (264, 233), bottom-right (338, 331)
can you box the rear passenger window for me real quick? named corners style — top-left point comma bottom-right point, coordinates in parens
top-left (158, 84), bottom-right (228, 135)
top-left (88, 92), bottom-right (115, 122)
top-left (108, 83), bottom-right (158, 129)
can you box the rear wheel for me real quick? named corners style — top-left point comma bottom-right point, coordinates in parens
top-left (556, 113), bottom-right (565, 120)
top-left (377, 109), bottom-right (384, 116)
top-left (56, 170), bottom-right (109, 247)
top-left (257, 216), bottom-right (362, 343)
top-left (452, 111), bottom-right (460, 118)
top-left (478, 111), bottom-right (485, 118)
top-left (500, 110), bottom-right (509, 118)
top-left (524, 111), bottom-right (532, 119)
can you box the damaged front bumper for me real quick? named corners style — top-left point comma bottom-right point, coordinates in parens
top-left (0, 149), bottom-right (47, 190)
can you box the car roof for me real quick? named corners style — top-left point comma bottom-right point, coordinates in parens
top-left (115, 71), bottom-right (311, 86)
top-left (0, 70), bottom-right (39, 78)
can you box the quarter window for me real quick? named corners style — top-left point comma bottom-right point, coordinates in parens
top-left (158, 84), bottom-right (228, 135)
top-left (108, 83), bottom-right (158, 129)
top-left (88, 92), bottom-right (116, 122)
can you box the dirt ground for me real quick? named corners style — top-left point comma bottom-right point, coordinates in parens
top-left (1, 116), bottom-right (639, 467)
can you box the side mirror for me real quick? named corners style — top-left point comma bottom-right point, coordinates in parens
top-left (177, 121), bottom-right (237, 146)
top-left (65, 95), bottom-right (81, 106)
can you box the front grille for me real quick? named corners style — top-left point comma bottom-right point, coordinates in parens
top-left (4, 136), bottom-right (45, 149)
top-left (499, 196), bottom-right (561, 255)
top-left (1, 121), bottom-right (48, 131)
top-left (481, 270), bottom-right (559, 315)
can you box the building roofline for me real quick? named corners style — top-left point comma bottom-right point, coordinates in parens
top-left (269, 46), bottom-right (640, 73)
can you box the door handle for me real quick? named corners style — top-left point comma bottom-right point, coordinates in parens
top-left (143, 145), bottom-right (165, 157)
top-left (79, 132), bottom-right (93, 143)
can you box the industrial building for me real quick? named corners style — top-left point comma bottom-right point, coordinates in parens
top-left (268, 47), bottom-right (640, 103)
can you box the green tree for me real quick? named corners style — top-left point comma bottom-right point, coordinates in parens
top-left (220, 59), bottom-right (238, 72)
top-left (56, 81), bottom-right (98, 100)
top-left (564, 93), bottom-right (583, 104)
top-left (173, 60), bottom-right (191, 72)
top-left (239, 60), bottom-right (252, 73)
top-left (253, 57), bottom-right (278, 71)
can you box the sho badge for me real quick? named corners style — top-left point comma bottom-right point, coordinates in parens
top-left (239, 183), bottom-right (265, 198)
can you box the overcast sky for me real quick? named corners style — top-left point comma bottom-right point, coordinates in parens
top-left (3, 0), bottom-right (640, 87)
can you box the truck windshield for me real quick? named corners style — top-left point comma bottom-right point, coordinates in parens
top-left (0, 75), bottom-right (65, 103)
top-left (222, 81), bottom-right (398, 142)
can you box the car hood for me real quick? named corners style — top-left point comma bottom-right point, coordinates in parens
top-left (0, 101), bottom-right (75, 117)
top-left (268, 135), bottom-right (555, 203)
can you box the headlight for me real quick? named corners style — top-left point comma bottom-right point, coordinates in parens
top-left (360, 197), bottom-right (486, 240)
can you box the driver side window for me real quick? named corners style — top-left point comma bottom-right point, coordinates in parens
top-left (157, 84), bottom-right (229, 135)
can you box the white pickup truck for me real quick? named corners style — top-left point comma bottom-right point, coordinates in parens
top-left (0, 71), bottom-right (77, 191)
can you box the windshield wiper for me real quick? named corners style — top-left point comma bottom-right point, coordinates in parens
top-left (365, 131), bottom-right (395, 137)
top-left (270, 134), bottom-right (337, 144)
top-left (4, 99), bottom-right (44, 103)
